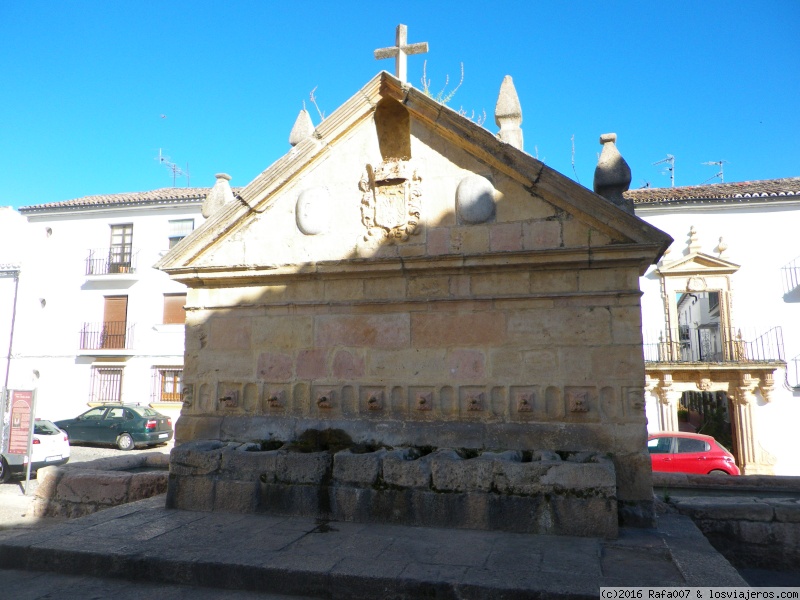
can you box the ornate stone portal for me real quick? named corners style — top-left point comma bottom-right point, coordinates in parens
top-left (644, 227), bottom-right (784, 475)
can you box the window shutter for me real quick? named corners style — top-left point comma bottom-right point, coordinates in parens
top-left (163, 294), bottom-right (187, 324)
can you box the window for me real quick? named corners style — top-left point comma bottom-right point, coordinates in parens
top-left (163, 294), bottom-right (187, 324)
top-left (152, 367), bottom-right (183, 402)
top-left (106, 406), bottom-right (125, 419)
top-left (676, 438), bottom-right (709, 453)
top-left (89, 368), bottom-right (123, 403)
top-left (647, 437), bottom-right (673, 454)
top-left (109, 224), bottom-right (133, 273)
top-left (168, 219), bottom-right (194, 249)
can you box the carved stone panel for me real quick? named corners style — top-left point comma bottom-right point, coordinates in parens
top-left (360, 160), bottom-right (421, 242)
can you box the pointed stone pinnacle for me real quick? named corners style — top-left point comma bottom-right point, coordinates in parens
top-left (495, 75), bottom-right (523, 151)
top-left (289, 109), bottom-right (315, 147)
top-left (202, 173), bottom-right (234, 218)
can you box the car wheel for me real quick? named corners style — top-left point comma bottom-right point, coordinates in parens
top-left (709, 469), bottom-right (729, 476)
top-left (116, 433), bottom-right (135, 451)
top-left (0, 456), bottom-right (10, 483)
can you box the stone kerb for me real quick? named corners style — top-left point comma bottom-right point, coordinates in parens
top-left (32, 453), bottom-right (169, 518)
top-left (166, 439), bottom-right (618, 538)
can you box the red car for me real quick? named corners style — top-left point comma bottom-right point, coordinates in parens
top-left (647, 432), bottom-right (740, 476)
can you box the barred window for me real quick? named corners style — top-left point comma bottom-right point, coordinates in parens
top-left (90, 367), bottom-right (123, 403)
top-left (152, 367), bottom-right (183, 402)
top-left (168, 219), bottom-right (194, 249)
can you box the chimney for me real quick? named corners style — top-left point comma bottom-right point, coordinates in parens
top-left (593, 133), bottom-right (633, 214)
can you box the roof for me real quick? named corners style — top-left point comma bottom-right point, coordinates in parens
top-left (157, 71), bottom-right (672, 278)
top-left (18, 187), bottom-right (241, 213)
top-left (625, 177), bottom-right (800, 206)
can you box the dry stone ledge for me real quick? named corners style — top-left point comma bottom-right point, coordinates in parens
top-left (668, 496), bottom-right (800, 572)
top-left (32, 453), bottom-right (169, 518)
top-left (166, 439), bottom-right (618, 538)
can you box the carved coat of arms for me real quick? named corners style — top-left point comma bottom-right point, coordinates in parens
top-left (360, 160), bottom-right (421, 242)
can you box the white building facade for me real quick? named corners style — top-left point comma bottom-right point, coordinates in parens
top-left (628, 178), bottom-right (800, 475)
top-left (3, 184), bottom-right (235, 426)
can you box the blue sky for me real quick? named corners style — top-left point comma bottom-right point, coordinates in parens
top-left (1, 1), bottom-right (798, 208)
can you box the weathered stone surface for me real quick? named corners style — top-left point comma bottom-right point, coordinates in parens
top-left (219, 444), bottom-right (282, 481)
top-left (166, 474), bottom-right (216, 512)
top-left (494, 75), bottom-right (523, 150)
top-left (169, 440), bottom-right (225, 476)
top-left (382, 449), bottom-right (433, 488)
top-left (593, 133), bottom-right (633, 214)
top-left (333, 448), bottom-right (387, 486)
top-left (431, 450), bottom-right (494, 493)
top-left (127, 472), bottom-right (168, 502)
top-left (456, 175), bottom-right (496, 224)
top-left (772, 499), bottom-right (800, 523)
top-left (55, 471), bottom-right (132, 505)
top-left (275, 451), bottom-right (331, 485)
top-left (671, 497), bottom-right (774, 522)
top-left (214, 479), bottom-right (259, 513)
top-left (289, 108), bottom-right (314, 147)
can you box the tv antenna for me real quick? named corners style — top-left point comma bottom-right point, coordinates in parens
top-left (156, 149), bottom-right (191, 187)
top-left (701, 160), bottom-right (727, 184)
top-left (652, 154), bottom-right (675, 187)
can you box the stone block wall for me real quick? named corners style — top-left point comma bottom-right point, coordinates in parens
top-left (167, 439), bottom-right (618, 538)
top-left (669, 496), bottom-right (800, 572)
top-left (176, 261), bottom-right (652, 526)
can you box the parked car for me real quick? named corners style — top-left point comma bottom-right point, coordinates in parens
top-left (0, 419), bottom-right (71, 483)
top-left (55, 404), bottom-right (173, 451)
top-left (647, 432), bottom-right (740, 476)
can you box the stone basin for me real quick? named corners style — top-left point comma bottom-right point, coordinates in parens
top-left (32, 453), bottom-right (169, 518)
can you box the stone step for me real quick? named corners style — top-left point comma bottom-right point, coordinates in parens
top-left (0, 496), bottom-right (748, 599)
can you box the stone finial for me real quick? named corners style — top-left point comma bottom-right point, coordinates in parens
top-left (687, 226), bottom-right (702, 254)
top-left (593, 133), bottom-right (633, 214)
top-left (716, 236), bottom-right (728, 258)
top-left (494, 75), bottom-right (523, 151)
top-left (201, 173), bottom-right (234, 218)
top-left (289, 108), bottom-right (315, 147)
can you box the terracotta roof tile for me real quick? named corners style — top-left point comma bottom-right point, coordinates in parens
top-left (625, 178), bottom-right (800, 205)
top-left (19, 187), bottom-right (242, 212)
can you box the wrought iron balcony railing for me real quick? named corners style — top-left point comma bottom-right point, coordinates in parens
top-left (644, 325), bottom-right (784, 364)
top-left (788, 353), bottom-right (800, 389)
top-left (85, 247), bottom-right (139, 276)
top-left (781, 255), bottom-right (800, 295)
top-left (79, 321), bottom-right (135, 350)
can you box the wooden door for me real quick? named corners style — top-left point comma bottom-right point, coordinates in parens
top-left (102, 296), bottom-right (128, 349)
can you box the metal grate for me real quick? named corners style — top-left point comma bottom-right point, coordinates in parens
top-left (90, 367), bottom-right (124, 403)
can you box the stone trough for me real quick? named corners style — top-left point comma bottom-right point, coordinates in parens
top-left (32, 453), bottom-right (169, 518)
top-left (167, 434), bottom-right (618, 538)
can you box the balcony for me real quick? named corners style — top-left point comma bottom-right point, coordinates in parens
top-left (644, 325), bottom-right (784, 365)
top-left (79, 321), bottom-right (135, 353)
top-left (782, 255), bottom-right (800, 297)
top-left (85, 248), bottom-right (139, 277)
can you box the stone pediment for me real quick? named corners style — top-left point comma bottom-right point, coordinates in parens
top-left (156, 72), bottom-right (670, 283)
top-left (658, 252), bottom-right (740, 276)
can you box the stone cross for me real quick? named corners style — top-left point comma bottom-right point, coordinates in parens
top-left (374, 24), bottom-right (428, 83)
